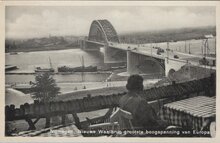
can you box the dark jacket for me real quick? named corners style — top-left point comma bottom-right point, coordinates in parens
top-left (119, 91), bottom-right (161, 130)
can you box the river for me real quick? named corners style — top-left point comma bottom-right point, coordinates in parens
top-left (6, 48), bottom-right (105, 72)
top-left (5, 38), bottom-right (216, 93)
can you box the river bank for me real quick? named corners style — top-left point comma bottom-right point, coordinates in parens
top-left (55, 78), bottom-right (159, 101)
top-left (6, 45), bottom-right (79, 53)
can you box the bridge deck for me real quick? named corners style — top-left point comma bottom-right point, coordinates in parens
top-left (86, 40), bottom-right (216, 69)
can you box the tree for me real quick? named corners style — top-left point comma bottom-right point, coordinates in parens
top-left (32, 72), bottom-right (60, 103)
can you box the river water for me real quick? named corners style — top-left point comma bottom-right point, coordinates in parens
top-left (6, 49), bottom-right (105, 73)
top-left (5, 38), bottom-right (216, 93)
top-left (5, 49), bottom-right (110, 83)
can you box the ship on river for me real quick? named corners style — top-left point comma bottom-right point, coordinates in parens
top-left (35, 67), bottom-right (55, 73)
top-left (58, 65), bottom-right (97, 72)
top-left (58, 56), bottom-right (97, 72)
top-left (35, 57), bottom-right (55, 73)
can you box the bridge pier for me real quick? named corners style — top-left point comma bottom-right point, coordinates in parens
top-left (104, 45), bottom-right (126, 63)
top-left (127, 50), bottom-right (165, 76)
top-left (127, 50), bottom-right (140, 75)
top-left (165, 58), bottom-right (187, 77)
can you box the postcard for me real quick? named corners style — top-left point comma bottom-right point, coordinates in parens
top-left (1, 1), bottom-right (219, 142)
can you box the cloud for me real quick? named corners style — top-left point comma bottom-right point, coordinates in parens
top-left (6, 6), bottom-right (215, 39)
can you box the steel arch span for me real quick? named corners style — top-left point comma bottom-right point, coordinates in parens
top-left (88, 19), bottom-right (120, 44)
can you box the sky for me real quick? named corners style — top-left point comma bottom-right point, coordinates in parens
top-left (6, 6), bottom-right (216, 39)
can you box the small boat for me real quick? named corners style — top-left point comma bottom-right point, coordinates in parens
top-left (5, 65), bottom-right (18, 71)
top-left (35, 67), bottom-right (55, 73)
top-left (10, 52), bottom-right (18, 55)
top-left (35, 57), bottom-right (55, 73)
top-left (111, 65), bottom-right (126, 70)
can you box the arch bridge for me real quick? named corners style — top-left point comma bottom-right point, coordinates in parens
top-left (81, 19), bottom-right (204, 76)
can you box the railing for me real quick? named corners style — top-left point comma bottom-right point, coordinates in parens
top-left (5, 75), bottom-right (215, 131)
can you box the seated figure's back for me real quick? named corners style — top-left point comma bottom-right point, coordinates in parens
top-left (119, 91), bottom-right (159, 130)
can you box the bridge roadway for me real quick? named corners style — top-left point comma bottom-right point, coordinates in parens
top-left (86, 40), bottom-right (216, 70)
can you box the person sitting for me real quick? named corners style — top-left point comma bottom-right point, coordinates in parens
top-left (119, 74), bottom-right (167, 131)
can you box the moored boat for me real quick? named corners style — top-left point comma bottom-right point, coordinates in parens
top-left (58, 55), bottom-right (97, 72)
top-left (5, 65), bottom-right (18, 71)
top-left (35, 67), bottom-right (55, 73)
top-left (35, 57), bottom-right (55, 73)
top-left (10, 52), bottom-right (18, 55)
top-left (58, 65), bottom-right (97, 72)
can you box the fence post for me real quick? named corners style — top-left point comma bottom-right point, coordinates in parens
top-left (61, 115), bottom-right (65, 125)
top-left (72, 113), bottom-right (81, 129)
top-left (23, 103), bottom-right (30, 115)
top-left (25, 116), bottom-right (36, 130)
top-left (45, 116), bottom-right (51, 128)
top-left (5, 106), bottom-right (10, 121)
top-left (210, 73), bottom-right (216, 96)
